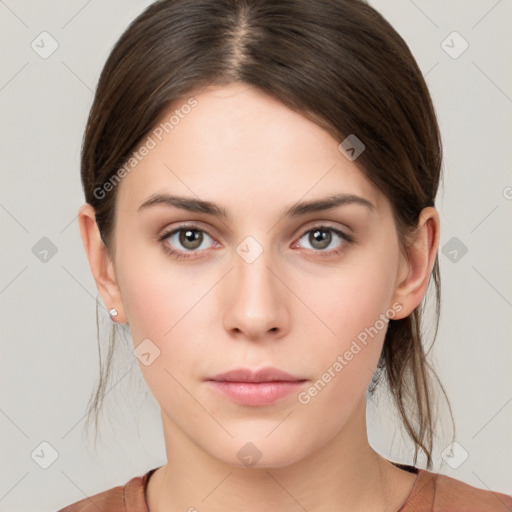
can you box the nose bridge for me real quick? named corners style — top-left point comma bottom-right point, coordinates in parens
top-left (224, 233), bottom-right (286, 336)
top-left (234, 234), bottom-right (279, 303)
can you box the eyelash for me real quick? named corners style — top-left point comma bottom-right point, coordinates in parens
top-left (157, 223), bottom-right (354, 261)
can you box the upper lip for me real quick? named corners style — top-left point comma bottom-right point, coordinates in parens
top-left (207, 367), bottom-right (307, 383)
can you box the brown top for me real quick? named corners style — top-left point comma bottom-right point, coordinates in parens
top-left (57, 462), bottom-right (512, 512)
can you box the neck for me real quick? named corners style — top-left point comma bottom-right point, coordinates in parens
top-left (146, 398), bottom-right (415, 512)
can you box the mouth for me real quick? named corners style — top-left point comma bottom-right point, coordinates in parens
top-left (205, 367), bottom-right (308, 406)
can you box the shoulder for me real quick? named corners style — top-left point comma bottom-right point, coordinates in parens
top-left (56, 468), bottom-right (158, 512)
top-left (56, 483), bottom-right (126, 512)
top-left (402, 468), bottom-right (512, 512)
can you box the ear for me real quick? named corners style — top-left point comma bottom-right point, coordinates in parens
top-left (391, 207), bottom-right (440, 320)
top-left (77, 203), bottom-right (127, 324)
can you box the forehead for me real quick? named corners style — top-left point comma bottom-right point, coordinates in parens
top-left (115, 83), bottom-right (383, 217)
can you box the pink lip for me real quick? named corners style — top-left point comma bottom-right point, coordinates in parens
top-left (205, 367), bottom-right (307, 406)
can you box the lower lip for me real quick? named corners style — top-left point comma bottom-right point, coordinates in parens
top-left (207, 380), bottom-right (307, 406)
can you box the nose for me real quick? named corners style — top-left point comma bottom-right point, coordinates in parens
top-left (222, 242), bottom-right (289, 342)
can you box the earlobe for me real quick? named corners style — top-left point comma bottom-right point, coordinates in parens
top-left (391, 207), bottom-right (440, 320)
top-left (77, 203), bottom-right (126, 323)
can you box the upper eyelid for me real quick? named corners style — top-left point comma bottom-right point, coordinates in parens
top-left (159, 221), bottom-right (215, 241)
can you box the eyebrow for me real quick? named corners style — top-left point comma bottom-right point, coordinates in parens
top-left (137, 192), bottom-right (375, 218)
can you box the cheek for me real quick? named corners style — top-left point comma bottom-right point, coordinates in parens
top-left (293, 248), bottom-right (399, 411)
top-left (114, 248), bottom-right (209, 378)
top-left (118, 266), bottom-right (207, 416)
top-left (295, 271), bottom-right (394, 435)
top-left (301, 256), bottom-right (397, 355)
top-left (115, 238), bottom-right (194, 339)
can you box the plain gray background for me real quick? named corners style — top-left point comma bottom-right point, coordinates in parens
top-left (1, 0), bottom-right (511, 510)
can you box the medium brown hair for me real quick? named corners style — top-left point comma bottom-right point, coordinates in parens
top-left (81, 0), bottom-right (455, 469)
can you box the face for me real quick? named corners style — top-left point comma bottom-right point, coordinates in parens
top-left (102, 83), bottom-right (410, 468)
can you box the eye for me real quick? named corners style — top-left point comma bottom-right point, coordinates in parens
top-left (158, 223), bottom-right (354, 261)
top-left (293, 225), bottom-right (353, 257)
top-left (158, 224), bottom-right (216, 260)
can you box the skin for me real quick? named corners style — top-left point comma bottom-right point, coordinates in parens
top-left (79, 82), bottom-right (440, 512)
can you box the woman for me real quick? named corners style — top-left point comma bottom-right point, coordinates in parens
top-left (59, 0), bottom-right (512, 510)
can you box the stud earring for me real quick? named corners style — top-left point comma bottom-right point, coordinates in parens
top-left (109, 308), bottom-right (118, 320)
